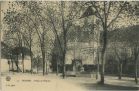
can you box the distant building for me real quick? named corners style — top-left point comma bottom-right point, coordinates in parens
top-left (51, 24), bottom-right (139, 75)
top-left (51, 28), bottom-right (100, 72)
top-left (105, 25), bottom-right (139, 75)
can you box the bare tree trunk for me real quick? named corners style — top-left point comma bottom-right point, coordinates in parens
top-left (96, 51), bottom-right (100, 79)
top-left (56, 56), bottom-right (59, 75)
top-left (62, 52), bottom-right (66, 78)
top-left (30, 54), bottom-right (33, 73)
top-left (22, 53), bottom-right (25, 73)
top-left (42, 33), bottom-right (46, 76)
top-left (16, 55), bottom-right (19, 72)
top-left (11, 60), bottom-right (14, 71)
top-left (133, 47), bottom-right (139, 84)
top-left (15, 55), bottom-right (20, 72)
top-left (100, 51), bottom-right (105, 84)
top-left (56, 62), bottom-right (59, 75)
top-left (115, 48), bottom-right (122, 80)
top-left (29, 36), bottom-right (33, 73)
top-left (42, 51), bottom-right (45, 76)
top-left (45, 56), bottom-right (48, 75)
top-left (62, 30), bottom-right (67, 78)
top-left (41, 36), bottom-right (45, 75)
top-left (10, 55), bottom-right (14, 71)
top-left (60, 1), bottom-right (67, 79)
top-left (135, 59), bottom-right (138, 84)
top-left (21, 38), bottom-right (25, 73)
top-left (118, 63), bottom-right (122, 80)
top-left (8, 60), bottom-right (10, 72)
top-left (100, 27), bottom-right (107, 84)
top-left (37, 58), bottom-right (39, 74)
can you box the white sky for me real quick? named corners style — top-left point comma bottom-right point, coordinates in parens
top-left (1, 1), bottom-right (9, 21)
top-left (1, 1), bottom-right (9, 41)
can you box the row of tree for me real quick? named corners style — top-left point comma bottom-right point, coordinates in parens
top-left (2, 1), bottom-right (139, 84)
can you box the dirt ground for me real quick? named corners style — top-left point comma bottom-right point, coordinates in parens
top-left (1, 72), bottom-right (139, 91)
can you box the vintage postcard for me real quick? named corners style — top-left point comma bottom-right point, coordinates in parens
top-left (0, 1), bottom-right (139, 91)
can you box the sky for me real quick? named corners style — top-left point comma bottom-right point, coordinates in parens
top-left (1, 1), bottom-right (9, 20)
top-left (1, 1), bottom-right (139, 41)
top-left (1, 1), bottom-right (9, 41)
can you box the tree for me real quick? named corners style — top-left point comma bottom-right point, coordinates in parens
top-left (81, 1), bottom-right (133, 84)
top-left (3, 5), bottom-right (25, 72)
top-left (125, 26), bottom-right (139, 84)
top-left (13, 1), bottom-right (50, 75)
top-left (109, 25), bottom-right (139, 84)
top-left (114, 47), bottom-right (129, 80)
top-left (3, 2), bottom-right (37, 73)
top-left (45, 1), bottom-right (82, 78)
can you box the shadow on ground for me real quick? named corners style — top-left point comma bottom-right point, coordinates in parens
top-left (80, 83), bottom-right (139, 90)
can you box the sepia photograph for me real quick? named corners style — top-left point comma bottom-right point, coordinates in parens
top-left (0, 1), bottom-right (139, 91)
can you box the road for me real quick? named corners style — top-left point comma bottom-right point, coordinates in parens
top-left (1, 73), bottom-right (139, 91)
top-left (1, 73), bottom-right (85, 91)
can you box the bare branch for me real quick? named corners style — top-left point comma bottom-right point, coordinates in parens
top-left (107, 2), bottom-right (126, 28)
top-left (24, 13), bottom-right (42, 44)
top-left (106, 2), bottom-right (112, 20)
top-left (48, 9), bottom-right (64, 54)
top-left (91, 2), bottom-right (105, 27)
